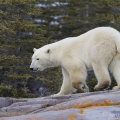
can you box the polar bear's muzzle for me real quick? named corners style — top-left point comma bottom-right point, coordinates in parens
top-left (30, 60), bottom-right (40, 71)
top-left (30, 67), bottom-right (38, 72)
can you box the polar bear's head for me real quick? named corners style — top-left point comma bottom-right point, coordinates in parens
top-left (30, 47), bottom-right (51, 71)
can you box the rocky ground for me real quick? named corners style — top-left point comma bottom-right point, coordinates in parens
top-left (0, 90), bottom-right (120, 120)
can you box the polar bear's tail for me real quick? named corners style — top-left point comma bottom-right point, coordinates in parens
top-left (116, 41), bottom-right (120, 53)
top-left (115, 32), bottom-right (120, 53)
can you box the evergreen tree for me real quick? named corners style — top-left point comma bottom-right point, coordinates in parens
top-left (0, 0), bottom-right (49, 97)
top-left (37, 0), bottom-right (120, 39)
top-left (91, 0), bottom-right (120, 30)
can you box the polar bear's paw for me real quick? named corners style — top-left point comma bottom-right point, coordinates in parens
top-left (94, 84), bottom-right (110, 91)
top-left (113, 86), bottom-right (120, 90)
top-left (94, 84), bottom-right (101, 90)
top-left (79, 83), bottom-right (89, 92)
top-left (94, 80), bottom-right (110, 90)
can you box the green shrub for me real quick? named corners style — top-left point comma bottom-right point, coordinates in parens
top-left (0, 83), bottom-right (39, 98)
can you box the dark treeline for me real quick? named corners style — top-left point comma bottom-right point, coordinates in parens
top-left (0, 0), bottom-right (120, 97)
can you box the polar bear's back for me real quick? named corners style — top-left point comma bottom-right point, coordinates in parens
top-left (50, 27), bottom-right (120, 59)
top-left (55, 27), bottom-right (120, 70)
top-left (59, 27), bottom-right (119, 51)
top-left (58, 27), bottom-right (120, 47)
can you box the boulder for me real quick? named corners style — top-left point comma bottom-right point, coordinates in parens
top-left (0, 90), bottom-right (120, 120)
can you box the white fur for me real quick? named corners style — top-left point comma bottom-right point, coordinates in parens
top-left (30, 27), bottom-right (120, 96)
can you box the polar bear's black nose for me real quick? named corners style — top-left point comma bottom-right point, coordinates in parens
top-left (30, 68), bottom-right (33, 71)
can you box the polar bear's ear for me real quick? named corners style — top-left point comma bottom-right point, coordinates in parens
top-left (47, 49), bottom-right (50, 53)
top-left (33, 48), bottom-right (37, 53)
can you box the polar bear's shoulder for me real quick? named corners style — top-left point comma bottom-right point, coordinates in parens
top-left (88, 27), bottom-right (119, 34)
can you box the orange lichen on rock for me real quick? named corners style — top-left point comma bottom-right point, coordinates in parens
top-left (79, 108), bottom-right (84, 114)
top-left (47, 99), bottom-right (120, 113)
top-left (67, 113), bottom-right (76, 120)
top-left (92, 99), bottom-right (112, 107)
top-left (103, 99), bottom-right (111, 106)
top-left (71, 101), bottom-right (93, 109)
top-left (48, 99), bottom-right (114, 112)
top-left (70, 99), bottom-right (116, 109)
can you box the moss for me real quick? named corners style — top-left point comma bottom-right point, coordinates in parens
top-left (0, 83), bottom-right (39, 98)
top-left (87, 76), bottom-right (98, 92)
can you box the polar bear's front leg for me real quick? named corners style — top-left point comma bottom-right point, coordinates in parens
top-left (53, 67), bottom-right (77, 96)
top-left (64, 58), bottom-right (88, 92)
top-left (70, 70), bottom-right (89, 92)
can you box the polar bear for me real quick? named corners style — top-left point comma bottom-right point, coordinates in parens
top-left (30, 27), bottom-right (120, 96)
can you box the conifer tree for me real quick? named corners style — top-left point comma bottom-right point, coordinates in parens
top-left (37, 0), bottom-right (120, 39)
top-left (0, 0), bottom-right (49, 97)
top-left (91, 0), bottom-right (120, 30)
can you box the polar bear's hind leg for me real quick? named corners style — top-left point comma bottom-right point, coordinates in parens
top-left (109, 54), bottom-right (120, 90)
top-left (93, 63), bottom-right (111, 90)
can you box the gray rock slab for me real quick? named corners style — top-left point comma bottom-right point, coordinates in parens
top-left (1, 105), bottom-right (120, 120)
top-left (0, 90), bottom-right (120, 120)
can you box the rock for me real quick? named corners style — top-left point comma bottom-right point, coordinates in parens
top-left (0, 98), bottom-right (13, 108)
top-left (0, 90), bottom-right (120, 120)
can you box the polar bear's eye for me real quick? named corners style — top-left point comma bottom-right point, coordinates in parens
top-left (36, 58), bottom-right (39, 60)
